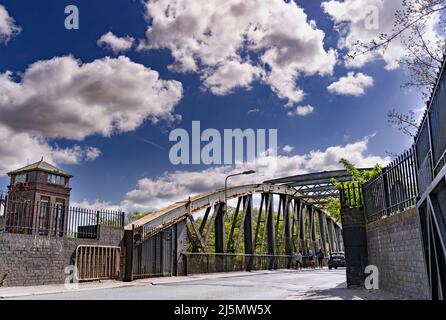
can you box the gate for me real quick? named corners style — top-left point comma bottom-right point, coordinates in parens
top-left (132, 225), bottom-right (176, 279)
top-left (75, 245), bottom-right (121, 281)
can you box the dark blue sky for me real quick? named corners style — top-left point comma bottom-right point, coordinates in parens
top-left (0, 0), bottom-right (421, 208)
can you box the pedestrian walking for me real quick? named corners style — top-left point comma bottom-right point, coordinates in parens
top-left (295, 250), bottom-right (303, 270)
top-left (316, 248), bottom-right (325, 269)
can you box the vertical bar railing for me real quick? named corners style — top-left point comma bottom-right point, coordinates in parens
top-left (2, 198), bottom-right (125, 238)
top-left (363, 148), bottom-right (419, 222)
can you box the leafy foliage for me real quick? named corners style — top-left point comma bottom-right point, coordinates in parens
top-left (325, 159), bottom-right (382, 222)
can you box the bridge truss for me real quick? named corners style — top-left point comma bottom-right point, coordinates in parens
top-left (124, 171), bottom-right (354, 280)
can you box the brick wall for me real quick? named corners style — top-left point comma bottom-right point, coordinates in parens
top-left (366, 208), bottom-right (430, 300)
top-left (0, 226), bottom-right (123, 287)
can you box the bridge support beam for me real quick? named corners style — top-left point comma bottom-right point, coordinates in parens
top-left (243, 195), bottom-right (254, 271)
top-left (327, 217), bottom-right (335, 253)
top-left (309, 206), bottom-right (317, 253)
top-left (266, 193), bottom-right (276, 269)
top-left (299, 202), bottom-right (306, 254)
top-left (284, 196), bottom-right (293, 256)
top-left (215, 203), bottom-right (226, 272)
top-left (318, 210), bottom-right (328, 255)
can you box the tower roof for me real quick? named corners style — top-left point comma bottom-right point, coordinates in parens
top-left (7, 159), bottom-right (73, 178)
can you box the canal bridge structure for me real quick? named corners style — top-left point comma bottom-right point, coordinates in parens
top-left (123, 170), bottom-right (355, 280)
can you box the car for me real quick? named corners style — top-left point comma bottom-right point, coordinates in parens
top-left (328, 252), bottom-right (346, 270)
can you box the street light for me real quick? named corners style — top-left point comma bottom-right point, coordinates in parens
top-left (224, 170), bottom-right (256, 214)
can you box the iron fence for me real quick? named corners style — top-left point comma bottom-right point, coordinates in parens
top-left (415, 64), bottom-right (446, 195)
top-left (2, 197), bottom-right (124, 238)
top-left (340, 182), bottom-right (363, 208)
top-left (363, 148), bottom-right (418, 222)
top-left (181, 253), bottom-right (296, 275)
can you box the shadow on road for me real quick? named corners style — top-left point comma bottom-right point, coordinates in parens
top-left (300, 283), bottom-right (405, 300)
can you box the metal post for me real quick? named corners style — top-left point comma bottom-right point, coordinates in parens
top-left (123, 225), bottom-right (134, 282)
top-left (96, 210), bottom-right (101, 240)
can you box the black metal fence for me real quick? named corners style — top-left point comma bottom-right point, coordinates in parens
top-left (132, 226), bottom-right (176, 279)
top-left (362, 148), bottom-right (419, 222)
top-left (340, 182), bottom-right (363, 208)
top-left (182, 253), bottom-right (296, 275)
top-left (415, 66), bottom-right (446, 195)
top-left (1, 197), bottom-right (125, 238)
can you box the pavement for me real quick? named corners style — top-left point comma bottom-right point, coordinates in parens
top-left (0, 268), bottom-right (404, 300)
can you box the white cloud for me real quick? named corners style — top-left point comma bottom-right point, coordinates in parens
top-left (0, 55), bottom-right (183, 140)
top-left (52, 146), bottom-right (102, 164)
top-left (202, 61), bottom-right (262, 95)
top-left (0, 125), bottom-right (100, 176)
top-left (97, 32), bottom-right (135, 53)
top-left (0, 5), bottom-right (21, 44)
top-left (118, 136), bottom-right (389, 212)
top-left (327, 72), bottom-right (374, 96)
top-left (322, 0), bottom-right (441, 70)
top-left (0, 55), bottom-right (182, 176)
top-left (287, 105), bottom-right (314, 117)
top-left (282, 145), bottom-right (294, 153)
top-left (140, 0), bottom-right (337, 107)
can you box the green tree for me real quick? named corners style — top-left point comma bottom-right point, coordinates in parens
top-left (326, 159), bottom-right (382, 222)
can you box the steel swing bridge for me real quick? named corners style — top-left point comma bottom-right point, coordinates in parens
top-left (123, 170), bottom-right (357, 280)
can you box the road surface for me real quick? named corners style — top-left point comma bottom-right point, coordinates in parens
top-left (2, 269), bottom-right (400, 300)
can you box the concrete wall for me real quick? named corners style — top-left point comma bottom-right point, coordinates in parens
top-left (0, 226), bottom-right (123, 287)
top-left (366, 208), bottom-right (430, 300)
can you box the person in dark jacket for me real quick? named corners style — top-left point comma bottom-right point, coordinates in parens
top-left (316, 248), bottom-right (325, 269)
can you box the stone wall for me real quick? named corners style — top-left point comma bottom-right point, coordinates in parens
top-left (0, 226), bottom-right (123, 287)
top-left (366, 208), bottom-right (430, 300)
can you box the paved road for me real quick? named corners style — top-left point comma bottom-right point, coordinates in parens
top-left (3, 269), bottom-right (400, 300)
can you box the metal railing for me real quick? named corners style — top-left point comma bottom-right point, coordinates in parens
top-left (2, 197), bottom-right (125, 238)
top-left (363, 148), bottom-right (419, 222)
top-left (75, 245), bottom-right (121, 281)
top-left (415, 62), bottom-right (446, 195)
top-left (340, 182), bottom-right (363, 208)
top-left (182, 253), bottom-right (296, 275)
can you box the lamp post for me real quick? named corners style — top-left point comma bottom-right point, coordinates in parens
top-left (224, 170), bottom-right (256, 214)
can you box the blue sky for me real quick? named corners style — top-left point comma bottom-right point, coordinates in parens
top-left (0, 0), bottom-right (428, 211)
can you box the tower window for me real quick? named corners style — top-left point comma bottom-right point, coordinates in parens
top-left (15, 174), bottom-right (27, 184)
top-left (47, 174), bottom-right (66, 186)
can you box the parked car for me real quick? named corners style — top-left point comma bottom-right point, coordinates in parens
top-left (328, 252), bottom-right (346, 270)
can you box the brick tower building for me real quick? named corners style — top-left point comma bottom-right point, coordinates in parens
top-left (5, 159), bottom-right (73, 235)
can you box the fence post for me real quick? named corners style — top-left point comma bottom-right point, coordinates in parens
top-left (123, 225), bottom-right (134, 282)
top-left (121, 212), bottom-right (125, 228)
top-left (96, 210), bottom-right (101, 240)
